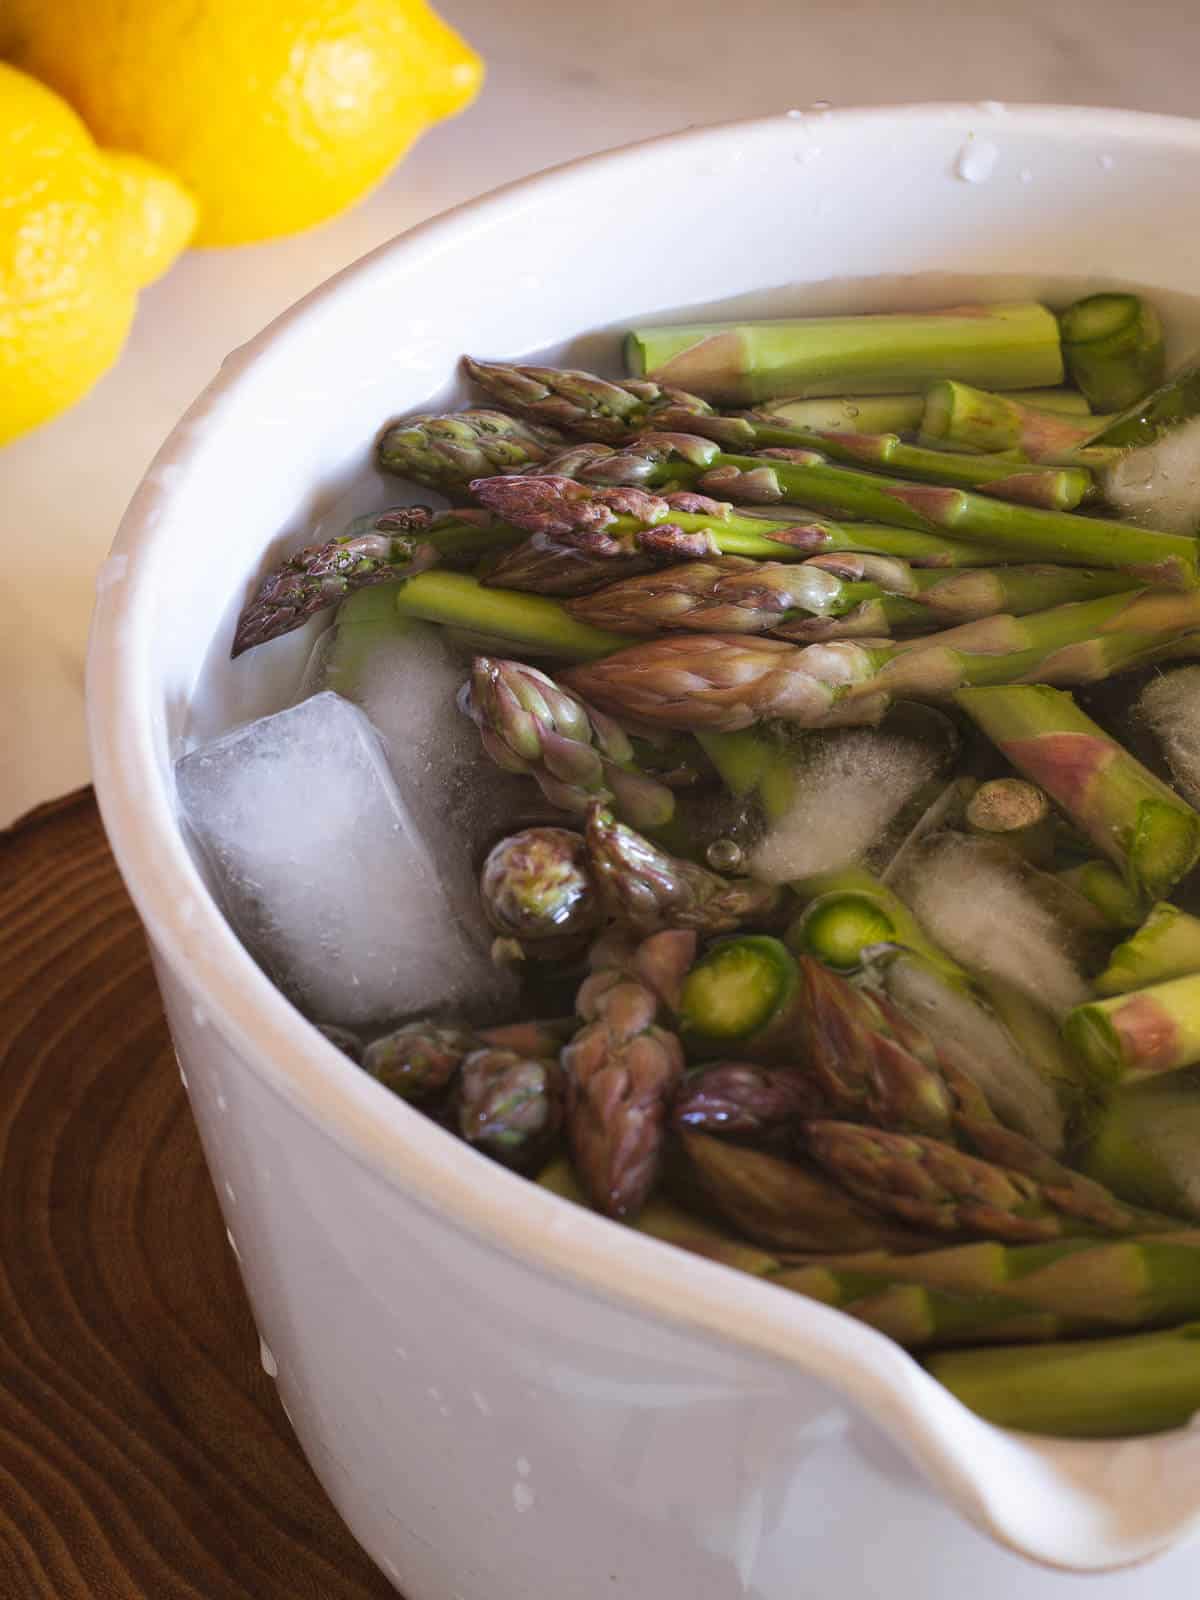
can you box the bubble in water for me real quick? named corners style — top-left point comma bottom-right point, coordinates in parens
top-left (955, 139), bottom-right (999, 184)
top-left (707, 838), bottom-right (744, 873)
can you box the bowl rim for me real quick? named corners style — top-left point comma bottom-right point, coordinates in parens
top-left (87, 102), bottom-right (1200, 1568)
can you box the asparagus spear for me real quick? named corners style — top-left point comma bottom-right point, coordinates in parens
top-left (1082, 1069), bottom-right (1200, 1221)
top-left (485, 440), bottom-right (1198, 587)
top-left (395, 571), bottom-right (625, 661)
top-left (919, 380), bottom-right (1110, 460)
top-left (364, 1019), bottom-right (479, 1103)
top-left (457, 1046), bottom-right (564, 1170)
top-left (1095, 903), bottom-right (1200, 996)
top-left (763, 388), bottom-right (1094, 435)
top-left (678, 1130), bottom-right (935, 1253)
top-left (479, 827), bottom-right (600, 955)
top-left (1059, 293), bottom-right (1166, 412)
top-left (1086, 361), bottom-right (1200, 448)
top-left (562, 590), bottom-right (1200, 735)
top-left (460, 656), bottom-right (678, 830)
top-left (1066, 975), bottom-right (1200, 1087)
top-left (623, 303), bottom-right (1064, 403)
top-left (1055, 859), bottom-right (1146, 930)
top-left (537, 1154), bottom-right (780, 1274)
top-left (671, 1062), bottom-right (825, 1137)
top-left (956, 685), bottom-right (1200, 903)
top-left (564, 556), bottom-right (1134, 641)
top-left (926, 1323), bottom-right (1200, 1438)
top-left (376, 407), bottom-right (563, 494)
top-left (804, 1121), bottom-right (1167, 1242)
top-left (474, 477), bottom-right (1016, 577)
top-left (562, 929), bottom-right (693, 1218)
top-left (583, 803), bottom-right (782, 935)
top-left (776, 1270), bottom-right (1070, 1350)
top-left (964, 778), bottom-right (1056, 866)
top-left (463, 356), bottom-right (1090, 505)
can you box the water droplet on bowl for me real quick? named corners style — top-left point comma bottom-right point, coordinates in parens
top-left (955, 139), bottom-right (999, 184)
top-left (809, 99), bottom-right (832, 112)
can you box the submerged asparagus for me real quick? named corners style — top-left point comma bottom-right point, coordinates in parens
top-left (1058, 293), bottom-right (1166, 412)
top-left (919, 379), bottom-right (1110, 460)
top-left (764, 388), bottom-right (1093, 436)
top-left (926, 1323), bottom-right (1200, 1437)
top-left (457, 1047), bottom-right (564, 1170)
top-left (479, 827), bottom-right (600, 953)
top-left (671, 1062), bottom-right (825, 1138)
top-left (1066, 975), bottom-right (1200, 1088)
top-left (964, 778), bottom-right (1057, 866)
top-left (623, 303), bottom-right (1064, 403)
top-left (1083, 1069), bottom-right (1200, 1221)
top-left (957, 685), bottom-right (1200, 904)
top-left (1094, 903), bottom-right (1200, 996)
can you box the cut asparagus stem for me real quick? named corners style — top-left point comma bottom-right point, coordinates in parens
top-left (376, 407), bottom-right (563, 494)
top-left (562, 557), bottom-right (1135, 641)
top-left (763, 388), bottom-right (1094, 435)
top-left (1055, 860), bottom-right (1146, 930)
top-left (787, 865), bottom-right (964, 981)
top-left (1059, 293), bottom-right (1166, 412)
top-left (1082, 1069), bottom-right (1200, 1221)
top-left (964, 779), bottom-right (1057, 867)
top-left (537, 1155), bottom-right (781, 1275)
top-left (956, 685), bottom-right (1200, 904)
top-left (461, 657), bottom-right (678, 830)
top-left (623, 303), bottom-right (1064, 403)
top-left (1066, 974), bottom-right (1200, 1088)
top-left (677, 935), bottom-right (803, 1056)
top-left (394, 572), bottom-right (626, 661)
top-left (677, 1130), bottom-right (936, 1253)
top-left (919, 380), bottom-right (1110, 460)
top-left (926, 1323), bottom-right (1200, 1438)
top-left (1095, 904), bottom-right (1200, 996)
top-left (463, 357), bottom-right (1091, 505)
top-left (780, 1232), bottom-right (1200, 1332)
top-left (563, 591), bottom-right (1200, 736)
top-left (491, 440), bottom-right (1199, 587)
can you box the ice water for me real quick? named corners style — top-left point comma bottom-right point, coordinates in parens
top-left (175, 690), bottom-right (515, 1027)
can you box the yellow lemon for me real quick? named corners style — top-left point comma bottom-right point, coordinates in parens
top-left (1, 0), bottom-right (484, 247)
top-left (0, 62), bottom-right (196, 444)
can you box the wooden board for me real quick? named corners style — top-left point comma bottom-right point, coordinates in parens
top-left (0, 789), bottom-right (398, 1598)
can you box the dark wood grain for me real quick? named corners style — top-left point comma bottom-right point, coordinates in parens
top-left (0, 789), bottom-right (399, 1600)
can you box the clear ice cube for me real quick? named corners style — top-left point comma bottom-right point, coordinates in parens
top-left (175, 690), bottom-right (515, 1027)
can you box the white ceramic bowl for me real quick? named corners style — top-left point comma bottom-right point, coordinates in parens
top-left (88, 105), bottom-right (1200, 1594)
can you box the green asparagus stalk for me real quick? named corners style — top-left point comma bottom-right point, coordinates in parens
top-left (461, 657), bottom-right (678, 830)
top-left (479, 827), bottom-right (600, 955)
top-left (678, 1130), bottom-right (935, 1253)
top-left (457, 1047), bottom-right (564, 1170)
top-left (1082, 1068), bottom-right (1200, 1220)
top-left (1059, 293), bottom-right (1166, 412)
top-left (1055, 860), bottom-right (1146, 930)
top-left (780, 1232), bottom-right (1200, 1337)
top-left (394, 571), bottom-right (625, 661)
top-left (919, 379), bottom-right (1110, 460)
top-left (376, 407), bottom-right (563, 494)
top-left (1085, 361), bottom-right (1200, 449)
top-left (926, 1323), bottom-right (1200, 1438)
top-left (490, 439), bottom-right (1198, 587)
top-left (763, 388), bottom-right (1094, 435)
top-left (562, 929), bottom-right (693, 1218)
top-left (804, 1120), bottom-right (1167, 1242)
top-left (537, 1154), bottom-right (780, 1274)
top-left (463, 355), bottom-right (1091, 505)
top-left (584, 804), bottom-right (781, 935)
top-left (474, 474), bottom-right (1016, 572)
top-left (956, 685), bottom-right (1200, 903)
top-left (775, 1270), bottom-right (1072, 1350)
top-left (623, 303), bottom-right (1064, 403)
top-left (677, 935), bottom-right (804, 1057)
top-left (564, 556), bottom-right (1134, 642)
top-left (1066, 974), bottom-right (1200, 1088)
top-left (1095, 904), bottom-right (1200, 996)
top-left (563, 590), bottom-right (1200, 736)
top-left (787, 865), bottom-right (963, 979)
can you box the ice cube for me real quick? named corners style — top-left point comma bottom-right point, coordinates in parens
top-left (176, 690), bottom-right (515, 1026)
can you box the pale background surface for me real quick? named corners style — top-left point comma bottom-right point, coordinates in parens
top-left (6, 2), bottom-right (1200, 1590)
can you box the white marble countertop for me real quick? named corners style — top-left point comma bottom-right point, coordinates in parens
top-left (5, 3), bottom-right (1200, 1589)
